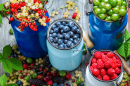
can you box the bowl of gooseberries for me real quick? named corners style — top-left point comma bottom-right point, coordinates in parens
top-left (93, 0), bottom-right (127, 22)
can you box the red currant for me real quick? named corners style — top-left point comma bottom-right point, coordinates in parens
top-left (20, 75), bottom-right (24, 79)
top-left (18, 6), bottom-right (21, 9)
top-left (39, 68), bottom-right (43, 71)
top-left (11, 8), bottom-right (15, 12)
top-left (21, 28), bottom-right (24, 31)
top-left (34, 0), bottom-right (37, 3)
top-left (72, 79), bottom-right (75, 82)
top-left (39, 12), bottom-right (42, 16)
top-left (10, 3), bottom-right (15, 8)
top-left (18, 26), bottom-right (21, 29)
top-left (33, 28), bottom-right (37, 31)
top-left (44, 69), bottom-right (47, 73)
top-left (45, 1), bottom-right (47, 4)
top-left (25, 23), bottom-right (29, 27)
top-left (28, 67), bottom-right (31, 70)
top-left (31, 63), bottom-right (34, 66)
top-left (15, 3), bottom-right (19, 8)
top-left (10, 17), bottom-right (14, 21)
top-left (19, 2), bottom-right (22, 6)
top-left (22, 2), bottom-right (26, 6)
top-left (46, 17), bottom-right (50, 23)
top-left (22, 21), bottom-right (25, 25)
top-left (30, 25), bottom-right (34, 30)
top-left (32, 85), bottom-right (35, 86)
top-left (6, 11), bottom-right (10, 14)
top-left (44, 10), bottom-right (47, 13)
top-left (33, 21), bottom-right (36, 25)
top-left (23, 63), bottom-right (28, 69)
top-left (38, 1), bottom-right (41, 3)
top-left (20, 70), bottom-right (23, 72)
top-left (26, 72), bottom-right (28, 75)
top-left (72, 13), bottom-right (77, 19)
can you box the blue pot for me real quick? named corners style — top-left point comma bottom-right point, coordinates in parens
top-left (47, 19), bottom-right (83, 71)
top-left (11, 11), bottom-right (49, 58)
top-left (88, 10), bottom-right (128, 51)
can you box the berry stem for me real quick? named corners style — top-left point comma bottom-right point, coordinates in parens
top-left (1, 8), bottom-right (10, 21)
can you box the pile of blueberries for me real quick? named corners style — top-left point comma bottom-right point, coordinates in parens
top-left (49, 21), bottom-right (81, 49)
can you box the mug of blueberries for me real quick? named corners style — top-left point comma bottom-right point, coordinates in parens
top-left (47, 18), bottom-right (84, 71)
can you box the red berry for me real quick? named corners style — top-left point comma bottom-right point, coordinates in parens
top-left (66, 73), bottom-right (71, 79)
top-left (92, 58), bottom-right (97, 63)
top-left (19, 2), bottom-right (22, 6)
top-left (22, 22), bottom-right (25, 25)
top-left (28, 18), bottom-right (31, 21)
top-left (38, 1), bottom-right (41, 3)
top-left (31, 63), bottom-right (34, 66)
top-left (6, 11), bottom-right (10, 14)
top-left (103, 75), bottom-right (110, 81)
top-left (39, 68), bottom-right (43, 71)
top-left (20, 70), bottom-right (23, 73)
top-left (90, 66), bottom-right (94, 72)
top-left (92, 63), bottom-right (97, 68)
top-left (86, 63), bottom-right (89, 66)
top-left (31, 85), bottom-right (35, 86)
top-left (10, 3), bottom-right (15, 8)
top-left (110, 74), bottom-right (118, 80)
top-left (33, 22), bottom-right (36, 25)
top-left (10, 17), bottom-right (14, 21)
top-left (107, 68), bottom-right (115, 76)
top-left (20, 75), bottom-right (24, 79)
top-left (100, 69), bottom-right (106, 76)
top-left (72, 79), bottom-right (75, 82)
top-left (30, 25), bottom-right (34, 30)
top-left (125, 85), bottom-right (128, 86)
top-left (34, 0), bottom-right (37, 3)
top-left (26, 72), bottom-right (28, 75)
top-left (97, 60), bottom-right (104, 69)
top-left (45, 1), bottom-right (47, 4)
top-left (46, 17), bottom-right (50, 23)
top-left (25, 23), bottom-right (29, 27)
top-left (33, 28), bottom-right (37, 31)
top-left (94, 51), bottom-right (102, 59)
top-left (115, 67), bottom-right (121, 74)
top-left (104, 60), bottom-right (111, 69)
top-left (23, 63), bottom-right (28, 69)
top-left (22, 2), bottom-right (26, 6)
top-left (72, 13), bottom-right (77, 19)
top-left (11, 8), bottom-right (15, 12)
top-left (18, 6), bottom-right (21, 9)
top-left (96, 75), bottom-right (102, 80)
top-left (43, 76), bottom-right (51, 82)
top-left (92, 68), bottom-right (100, 76)
top-left (37, 74), bottom-right (43, 79)
top-left (111, 63), bottom-right (117, 69)
top-left (28, 67), bottom-right (31, 70)
top-left (39, 12), bottom-right (42, 16)
top-left (44, 10), bottom-right (47, 13)
top-left (15, 3), bottom-right (19, 8)
top-left (47, 80), bottom-right (53, 85)
top-left (44, 69), bottom-right (47, 73)
top-left (18, 26), bottom-right (21, 29)
top-left (107, 52), bottom-right (114, 58)
top-left (101, 55), bottom-right (108, 63)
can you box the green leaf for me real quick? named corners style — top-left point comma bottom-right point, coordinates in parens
top-left (127, 44), bottom-right (130, 57)
top-left (2, 59), bottom-right (12, 74)
top-left (6, 84), bottom-right (18, 86)
top-left (127, 38), bottom-right (130, 43)
top-left (0, 74), bottom-right (7, 86)
top-left (117, 43), bottom-right (126, 58)
top-left (0, 53), bottom-right (2, 58)
top-left (8, 58), bottom-right (23, 70)
top-left (0, 14), bottom-right (2, 24)
top-left (3, 45), bottom-right (12, 59)
top-left (0, 4), bottom-right (4, 11)
top-left (125, 30), bottom-right (130, 41)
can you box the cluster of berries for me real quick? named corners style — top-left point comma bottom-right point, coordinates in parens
top-left (90, 51), bottom-right (122, 81)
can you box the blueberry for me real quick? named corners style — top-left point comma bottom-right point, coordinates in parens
top-left (64, 40), bottom-right (68, 44)
top-left (64, 44), bottom-right (68, 49)
top-left (54, 28), bottom-right (59, 33)
top-left (72, 26), bottom-right (77, 32)
top-left (58, 39), bottom-right (63, 44)
top-left (73, 35), bottom-right (78, 39)
top-left (68, 31), bottom-right (74, 37)
top-left (16, 80), bottom-right (22, 85)
top-left (75, 34), bottom-right (80, 38)
top-left (49, 34), bottom-right (53, 37)
top-left (59, 44), bottom-right (64, 49)
top-left (67, 41), bottom-right (72, 47)
top-left (70, 43), bottom-right (74, 48)
top-left (59, 25), bottom-right (64, 29)
top-left (60, 30), bottom-right (64, 33)
top-left (58, 34), bottom-right (63, 39)
top-left (53, 83), bottom-right (58, 86)
top-left (80, 83), bottom-right (84, 86)
top-left (65, 34), bottom-right (70, 40)
top-left (51, 25), bottom-right (57, 29)
top-left (50, 30), bottom-right (54, 34)
top-left (49, 37), bottom-right (53, 42)
top-left (74, 39), bottom-right (78, 44)
top-left (62, 21), bottom-right (66, 25)
top-left (68, 21), bottom-right (74, 27)
top-left (56, 22), bottom-right (61, 26)
top-left (69, 38), bottom-right (73, 42)
top-left (54, 37), bottom-right (58, 43)
top-left (59, 83), bottom-right (64, 86)
top-left (77, 29), bottom-right (81, 34)
top-left (52, 43), bottom-right (58, 48)
top-left (53, 33), bottom-right (57, 37)
top-left (63, 26), bottom-right (70, 32)
top-left (77, 38), bottom-right (80, 41)
top-left (63, 33), bottom-right (66, 38)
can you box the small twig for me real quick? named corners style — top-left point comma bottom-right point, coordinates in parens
top-left (1, 8), bottom-right (10, 21)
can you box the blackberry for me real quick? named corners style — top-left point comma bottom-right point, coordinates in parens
top-left (52, 77), bottom-right (66, 84)
top-left (29, 79), bottom-right (45, 86)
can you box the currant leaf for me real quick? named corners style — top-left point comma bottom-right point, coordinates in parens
top-left (3, 45), bottom-right (12, 59)
top-left (0, 74), bottom-right (7, 86)
top-left (2, 59), bottom-right (12, 74)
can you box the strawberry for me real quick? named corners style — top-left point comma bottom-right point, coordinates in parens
top-left (100, 69), bottom-right (106, 76)
top-left (90, 66), bottom-right (94, 72)
top-left (72, 13), bottom-right (77, 19)
top-left (97, 60), bottom-right (104, 69)
top-left (47, 80), bottom-right (53, 85)
top-left (92, 58), bottom-right (97, 63)
top-left (101, 55), bottom-right (108, 63)
top-left (115, 67), bottom-right (121, 74)
top-left (107, 52), bottom-right (114, 58)
top-left (94, 51), bottom-right (102, 59)
top-left (96, 75), bottom-right (102, 80)
top-left (104, 60), bottom-right (111, 69)
top-left (107, 68), bottom-right (115, 76)
top-left (92, 68), bottom-right (100, 76)
top-left (110, 74), bottom-right (118, 80)
top-left (103, 75), bottom-right (110, 81)
top-left (66, 73), bottom-right (71, 79)
top-left (92, 63), bottom-right (97, 68)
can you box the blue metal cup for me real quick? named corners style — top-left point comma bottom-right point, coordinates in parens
top-left (11, 11), bottom-right (49, 58)
top-left (47, 19), bottom-right (83, 71)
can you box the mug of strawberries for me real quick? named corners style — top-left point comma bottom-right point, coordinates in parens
top-left (86, 50), bottom-right (123, 86)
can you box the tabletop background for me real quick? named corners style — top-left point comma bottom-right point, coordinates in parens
top-left (0, 0), bottom-right (129, 84)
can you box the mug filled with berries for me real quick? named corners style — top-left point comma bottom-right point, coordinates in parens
top-left (8, 0), bottom-right (51, 58)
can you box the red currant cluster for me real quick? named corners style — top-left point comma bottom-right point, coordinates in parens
top-left (9, 0), bottom-right (50, 31)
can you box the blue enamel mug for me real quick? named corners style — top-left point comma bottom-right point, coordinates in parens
top-left (47, 18), bottom-right (83, 71)
top-left (11, 11), bottom-right (49, 59)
